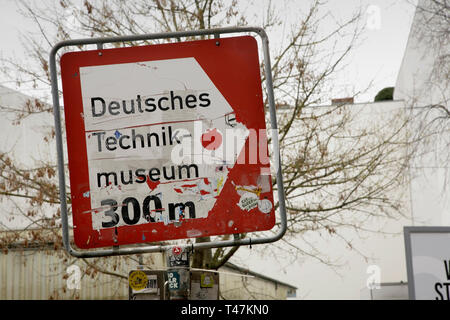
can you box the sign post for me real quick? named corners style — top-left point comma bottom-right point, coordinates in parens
top-left (166, 246), bottom-right (191, 300)
top-left (50, 27), bottom-right (287, 258)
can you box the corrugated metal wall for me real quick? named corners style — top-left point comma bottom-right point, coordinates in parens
top-left (0, 247), bottom-right (293, 299)
top-left (219, 265), bottom-right (290, 300)
top-left (0, 247), bottom-right (164, 300)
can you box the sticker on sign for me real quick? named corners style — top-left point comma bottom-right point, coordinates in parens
top-left (60, 36), bottom-right (275, 248)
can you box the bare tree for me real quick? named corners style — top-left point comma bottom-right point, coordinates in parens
top-left (0, 0), bottom-right (413, 287)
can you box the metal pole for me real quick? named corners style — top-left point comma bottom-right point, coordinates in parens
top-left (166, 245), bottom-right (191, 300)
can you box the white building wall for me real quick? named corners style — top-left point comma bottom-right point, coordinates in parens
top-left (231, 99), bottom-right (413, 299)
top-left (394, 0), bottom-right (450, 226)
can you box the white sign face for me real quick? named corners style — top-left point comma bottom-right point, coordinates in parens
top-left (79, 57), bottom-right (249, 230)
top-left (405, 228), bottom-right (450, 300)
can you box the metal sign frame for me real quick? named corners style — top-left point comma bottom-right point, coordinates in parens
top-left (49, 26), bottom-right (287, 258)
top-left (404, 226), bottom-right (450, 300)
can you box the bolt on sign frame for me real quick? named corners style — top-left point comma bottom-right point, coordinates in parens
top-left (49, 27), bottom-right (287, 258)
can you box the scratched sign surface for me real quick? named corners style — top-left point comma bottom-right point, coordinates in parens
top-left (60, 36), bottom-right (275, 249)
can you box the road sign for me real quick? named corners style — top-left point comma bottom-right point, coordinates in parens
top-left (60, 35), bottom-right (275, 249)
top-left (404, 226), bottom-right (450, 300)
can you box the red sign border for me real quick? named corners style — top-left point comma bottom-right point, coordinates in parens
top-left (60, 36), bottom-right (275, 249)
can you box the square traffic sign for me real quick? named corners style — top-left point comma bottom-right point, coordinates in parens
top-left (60, 36), bottom-right (275, 248)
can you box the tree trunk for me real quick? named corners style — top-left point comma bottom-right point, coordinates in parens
top-left (191, 236), bottom-right (213, 269)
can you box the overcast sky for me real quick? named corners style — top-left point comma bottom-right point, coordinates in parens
top-left (1, 0), bottom-right (417, 102)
